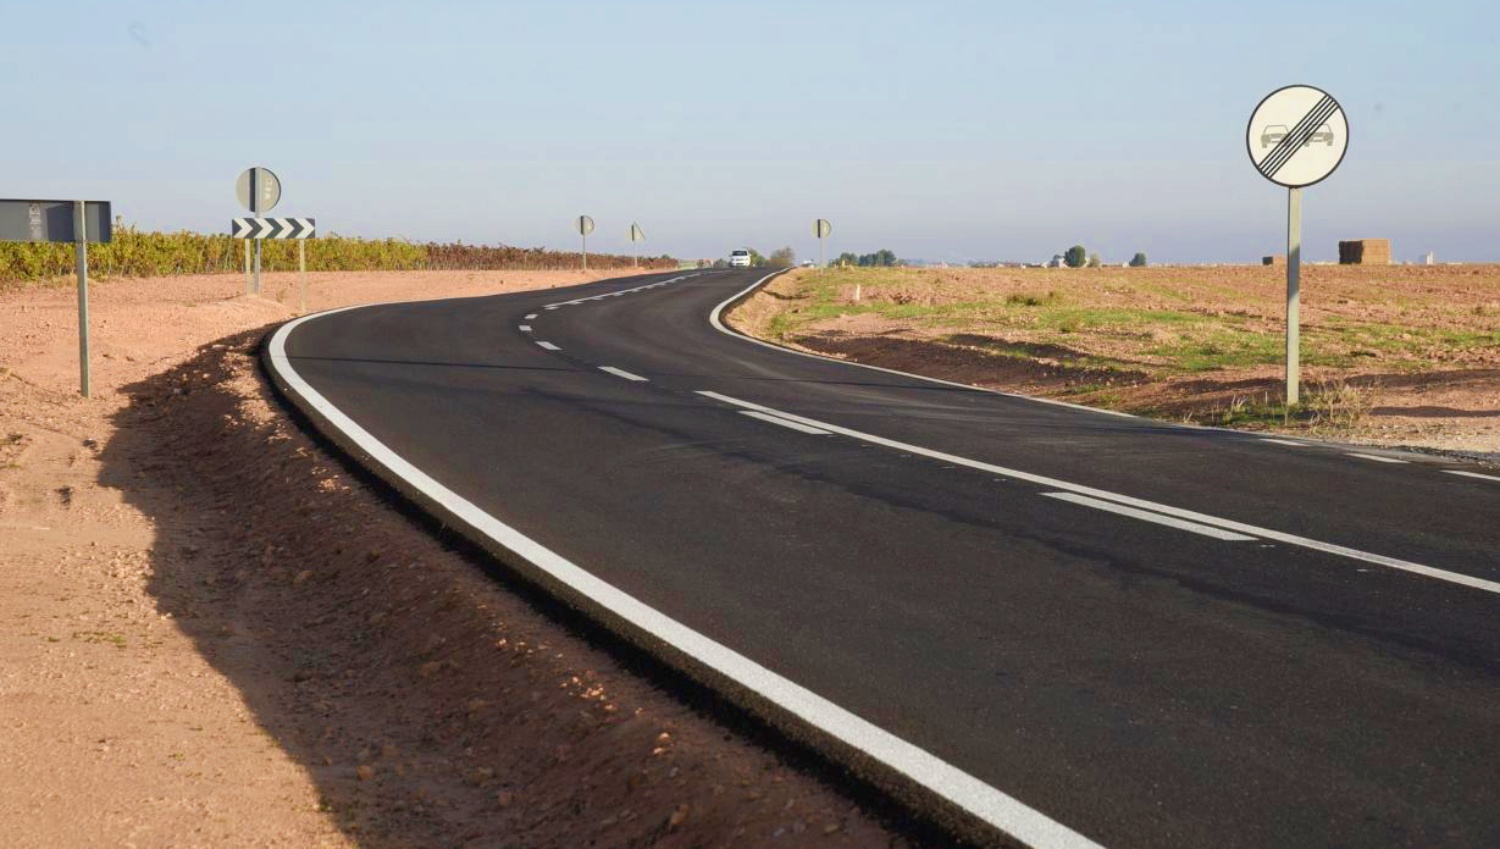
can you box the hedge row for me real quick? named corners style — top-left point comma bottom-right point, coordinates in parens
top-left (0, 226), bottom-right (677, 285)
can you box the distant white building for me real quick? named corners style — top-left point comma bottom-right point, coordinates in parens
top-left (1047, 254), bottom-right (1066, 268)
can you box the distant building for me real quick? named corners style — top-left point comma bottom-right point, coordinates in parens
top-left (1047, 254), bottom-right (1066, 268)
top-left (1263, 255), bottom-right (1285, 267)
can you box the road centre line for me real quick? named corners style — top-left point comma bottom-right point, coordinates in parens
top-left (1347, 453), bottom-right (1409, 464)
top-left (1446, 470), bottom-right (1500, 483)
top-left (692, 391), bottom-right (1500, 596)
top-left (267, 310), bottom-right (1106, 849)
top-left (536, 341), bottom-right (561, 351)
top-left (1044, 493), bottom-right (1258, 542)
top-left (519, 325), bottom-right (532, 333)
top-left (740, 410), bottom-right (833, 435)
top-left (525, 313), bottom-right (538, 319)
top-left (599, 366), bottom-right (649, 382)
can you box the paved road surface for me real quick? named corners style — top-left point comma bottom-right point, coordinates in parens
top-left (265, 269), bottom-right (1500, 848)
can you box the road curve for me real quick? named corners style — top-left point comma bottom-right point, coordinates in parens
top-left (264, 268), bottom-right (1500, 849)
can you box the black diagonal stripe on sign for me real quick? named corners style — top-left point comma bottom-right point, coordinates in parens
top-left (1258, 96), bottom-right (1336, 178)
top-left (1259, 96), bottom-right (1336, 178)
top-left (1262, 98), bottom-right (1338, 178)
top-left (1260, 95), bottom-right (1332, 177)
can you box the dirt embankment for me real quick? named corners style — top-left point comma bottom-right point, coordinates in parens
top-left (1, 270), bottom-right (918, 848)
top-left (731, 266), bottom-right (1500, 461)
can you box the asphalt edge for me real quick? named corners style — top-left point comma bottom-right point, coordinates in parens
top-left (256, 283), bottom-right (1104, 849)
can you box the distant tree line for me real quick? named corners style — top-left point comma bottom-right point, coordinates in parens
top-left (832, 249), bottom-right (900, 267)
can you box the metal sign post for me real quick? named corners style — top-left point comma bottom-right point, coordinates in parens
top-left (0, 199), bottom-right (112, 398)
top-left (629, 222), bottom-right (645, 268)
top-left (577, 215), bottom-right (594, 272)
top-left (74, 202), bottom-right (91, 398)
top-left (236, 166), bottom-right (281, 296)
top-left (814, 219), bottom-right (832, 267)
top-left (1246, 85), bottom-right (1348, 407)
top-left (299, 240), bottom-right (308, 313)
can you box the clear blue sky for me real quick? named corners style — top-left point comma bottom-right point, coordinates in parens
top-left (3, 0), bottom-right (1497, 264)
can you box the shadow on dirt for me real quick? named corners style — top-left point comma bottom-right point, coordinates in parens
top-left (96, 328), bottom-right (948, 849)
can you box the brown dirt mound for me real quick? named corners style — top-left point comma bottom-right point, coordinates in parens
top-left (97, 329), bottom-right (919, 848)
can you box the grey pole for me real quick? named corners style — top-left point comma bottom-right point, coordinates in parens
top-left (244, 239), bottom-right (252, 295)
top-left (819, 235), bottom-right (825, 269)
top-left (73, 201), bottom-right (91, 398)
top-left (582, 233), bottom-right (588, 273)
top-left (298, 239), bottom-right (307, 313)
top-left (254, 238), bottom-right (262, 296)
top-left (1285, 187), bottom-right (1302, 407)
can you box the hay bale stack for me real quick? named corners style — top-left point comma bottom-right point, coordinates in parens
top-left (1338, 239), bottom-right (1392, 265)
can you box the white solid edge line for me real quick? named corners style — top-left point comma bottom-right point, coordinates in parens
top-left (1044, 493), bottom-right (1257, 542)
top-left (740, 410), bottom-right (833, 435)
top-left (1260, 439), bottom-right (1309, 447)
top-left (599, 366), bottom-right (648, 382)
top-left (1347, 453), bottom-right (1409, 464)
top-left (1444, 470), bottom-right (1500, 482)
top-left (706, 271), bottom-right (1140, 420)
top-left (265, 312), bottom-right (1105, 849)
top-left (692, 391), bottom-right (1500, 596)
top-left (536, 341), bottom-right (560, 351)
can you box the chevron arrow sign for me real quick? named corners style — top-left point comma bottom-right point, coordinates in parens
top-left (230, 217), bottom-right (316, 239)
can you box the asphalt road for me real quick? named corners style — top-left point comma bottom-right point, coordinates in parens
top-left (266, 268), bottom-right (1500, 849)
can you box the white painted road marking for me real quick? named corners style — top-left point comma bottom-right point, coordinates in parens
top-left (599, 366), bottom-right (648, 382)
top-left (1044, 493), bottom-right (1258, 542)
top-left (693, 391), bottom-right (1500, 596)
top-left (1261, 439), bottom-right (1309, 447)
top-left (267, 310), bottom-right (1107, 849)
top-left (1347, 453), bottom-right (1409, 464)
top-left (740, 410), bottom-right (833, 435)
top-left (536, 341), bottom-right (561, 351)
top-left (525, 313), bottom-right (538, 319)
top-left (519, 325), bottom-right (532, 333)
top-left (1446, 470), bottom-right (1500, 483)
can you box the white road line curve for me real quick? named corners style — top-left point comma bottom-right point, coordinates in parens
top-left (1446, 470), bottom-right (1500, 483)
top-left (265, 309), bottom-right (1108, 849)
top-left (692, 391), bottom-right (1500, 596)
top-left (536, 341), bottom-right (561, 351)
top-left (1347, 453), bottom-right (1408, 464)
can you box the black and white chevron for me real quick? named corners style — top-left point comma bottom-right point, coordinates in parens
top-left (231, 217), bottom-right (316, 239)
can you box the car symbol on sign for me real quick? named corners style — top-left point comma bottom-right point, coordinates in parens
top-left (1260, 124), bottom-right (1336, 148)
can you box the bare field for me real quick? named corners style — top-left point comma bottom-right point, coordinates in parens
top-left (731, 264), bottom-right (1500, 458)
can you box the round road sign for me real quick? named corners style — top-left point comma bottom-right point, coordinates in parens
top-left (1246, 85), bottom-right (1348, 188)
top-left (236, 167), bottom-right (281, 214)
top-left (814, 219), bottom-right (831, 238)
top-left (577, 215), bottom-right (595, 236)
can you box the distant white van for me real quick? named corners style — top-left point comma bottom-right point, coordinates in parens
top-left (728, 249), bottom-right (751, 267)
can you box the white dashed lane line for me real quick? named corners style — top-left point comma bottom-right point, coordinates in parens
top-left (599, 366), bottom-right (648, 382)
top-left (740, 410), bottom-right (834, 435)
top-left (525, 313), bottom-right (538, 320)
top-left (536, 341), bottom-right (561, 351)
top-left (1347, 453), bottom-right (1409, 464)
top-left (519, 325), bottom-right (532, 333)
top-left (1446, 470), bottom-right (1500, 483)
top-left (1044, 493), bottom-right (1258, 542)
